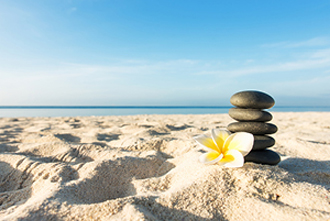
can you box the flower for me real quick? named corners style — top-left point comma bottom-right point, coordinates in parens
top-left (194, 129), bottom-right (254, 168)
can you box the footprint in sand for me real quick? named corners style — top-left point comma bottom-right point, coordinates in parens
top-left (96, 133), bottom-right (120, 142)
top-left (0, 160), bottom-right (33, 210)
top-left (0, 144), bottom-right (19, 153)
top-left (54, 151), bottom-right (175, 204)
top-left (54, 133), bottom-right (81, 143)
top-left (0, 153), bottom-right (80, 211)
top-left (165, 124), bottom-right (192, 131)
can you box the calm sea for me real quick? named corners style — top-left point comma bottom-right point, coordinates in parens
top-left (1, 106), bottom-right (330, 118)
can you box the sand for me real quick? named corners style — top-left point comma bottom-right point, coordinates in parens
top-left (0, 112), bottom-right (329, 221)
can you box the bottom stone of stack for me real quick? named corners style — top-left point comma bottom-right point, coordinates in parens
top-left (244, 149), bottom-right (281, 165)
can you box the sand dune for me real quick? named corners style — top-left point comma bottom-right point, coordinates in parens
top-left (0, 113), bottom-right (329, 220)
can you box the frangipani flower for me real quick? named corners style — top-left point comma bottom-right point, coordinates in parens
top-left (194, 129), bottom-right (254, 168)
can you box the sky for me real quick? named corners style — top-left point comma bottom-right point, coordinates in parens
top-left (1, 0), bottom-right (330, 106)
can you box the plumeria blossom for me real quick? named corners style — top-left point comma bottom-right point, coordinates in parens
top-left (194, 129), bottom-right (254, 168)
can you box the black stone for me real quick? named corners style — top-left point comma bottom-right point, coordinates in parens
top-left (244, 150), bottom-right (281, 165)
top-left (253, 135), bottom-right (275, 150)
top-left (230, 90), bottom-right (275, 109)
top-left (229, 108), bottom-right (273, 122)
top-left (227, 122), bottom-right (278, 135)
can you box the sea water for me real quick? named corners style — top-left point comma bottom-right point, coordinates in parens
top-left (0, 106), bottom-right (330, 118)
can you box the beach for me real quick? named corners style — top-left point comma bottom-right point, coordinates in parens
top-left (0, 112), bottom-right (329, 220)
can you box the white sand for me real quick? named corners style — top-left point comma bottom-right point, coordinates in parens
top-left (0, 112), bottom-right (329, 220)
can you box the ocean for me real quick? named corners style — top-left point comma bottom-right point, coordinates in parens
top-left (1, 106), bottom-right (330, 118)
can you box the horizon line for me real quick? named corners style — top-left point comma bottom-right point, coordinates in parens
top-left (0, 105), bottom-right (330, 109)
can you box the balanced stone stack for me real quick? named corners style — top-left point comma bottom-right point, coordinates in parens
top-left (227, 90), bottom-right (281, 165)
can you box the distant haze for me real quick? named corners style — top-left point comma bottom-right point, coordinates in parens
top-left (1, 1), bottom-right (330, 106)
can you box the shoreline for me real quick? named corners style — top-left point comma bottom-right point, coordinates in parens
top-left (1, 106), bottom-right (330, 118)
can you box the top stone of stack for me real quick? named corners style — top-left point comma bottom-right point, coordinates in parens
top-left (230, 90), bottom-right (275, 109)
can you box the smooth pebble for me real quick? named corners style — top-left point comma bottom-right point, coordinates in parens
top-left (253, 135), bottom-right (275, 150)
top-left (230, 90), bottom-right (275, 109)
top-left (229, 108), bottom-right (273, 122)
top-left (227, 122), bottom-right (278, 135)
top-left (245, 150), bottom-right (281, 165)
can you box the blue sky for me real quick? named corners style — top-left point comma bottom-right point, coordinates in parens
top-left (1, 1), bottom-right (330, 106)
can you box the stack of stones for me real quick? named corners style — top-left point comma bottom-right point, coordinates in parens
top-left (227, 90), bottom-right (281, 165)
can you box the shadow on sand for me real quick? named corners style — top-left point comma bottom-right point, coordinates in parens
top-left (279, 157), bottom-right (330, 188)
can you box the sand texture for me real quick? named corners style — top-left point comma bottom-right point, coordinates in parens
top-left (0, 112), bottom-right (329, 220)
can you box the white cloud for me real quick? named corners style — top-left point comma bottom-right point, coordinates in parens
top-left (195, 58), bottom-right (330, 76)
top-left (310, 48), bottom-right (330, 58)
top-left (68, 7), bottom-right (77, 14)
top-left (195, 47), bottom-right (330, 77)
top-left (56, 59), bottom-right (201, 77)
top-left (1, 42), bottom-right (330, 105)
top-left (0, 58), bottom-right (224, 105)
top-left (261, 37), bottom-right (330, 48)
top-left (268, 75), bottom-right (330, 98)
top-left (288, 37), bottom-right (330, 47)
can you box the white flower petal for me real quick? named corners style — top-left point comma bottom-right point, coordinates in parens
top-left (211, 129), bottom-right (231, 152)
top-left (194, 134), bottom-right (220, 152)
top-left (199, 151), bottom-right (223, 164)
top-left (223, 132), bottom-right (254, 156)
top-left (218, 149), bottom-right (244, 168)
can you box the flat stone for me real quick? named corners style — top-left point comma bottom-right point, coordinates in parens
top-left (244, 150), bottom-right (281, 165)
top-left (227, 122), bottom-right (277, 135)
top-left (253, 135), bottom-right (275, 150)
top-left (230, 90), bottom-right (275, 109)
top-left (229, 108), bottom-right (273, 122)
